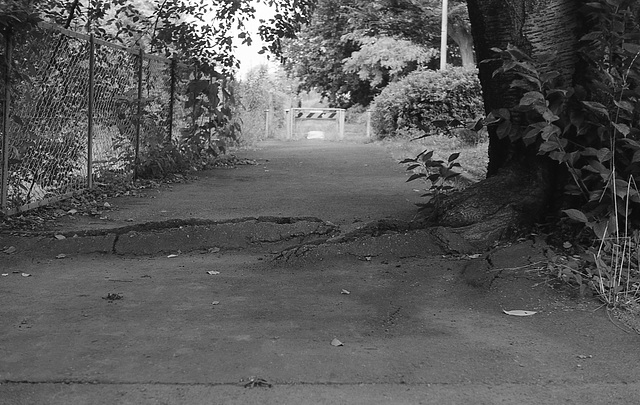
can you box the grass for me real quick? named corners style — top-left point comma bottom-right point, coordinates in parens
top-left (378, 133), bottom-right (489, 182)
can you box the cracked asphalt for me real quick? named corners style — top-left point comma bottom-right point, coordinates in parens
top-left (1, 140), bottom-right (639, 404)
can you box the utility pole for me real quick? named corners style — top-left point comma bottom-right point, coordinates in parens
top-left (440, 0), bottom-right (448, 71)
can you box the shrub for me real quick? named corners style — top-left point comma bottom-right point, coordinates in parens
top-left (370, 67), bottom-right (484, 139)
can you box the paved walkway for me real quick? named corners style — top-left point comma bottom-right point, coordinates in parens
top-left (1, 140), bottom-right (639, 404)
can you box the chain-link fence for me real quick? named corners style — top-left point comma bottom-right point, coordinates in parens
top-left (0, 23), bottom-right (199, 215)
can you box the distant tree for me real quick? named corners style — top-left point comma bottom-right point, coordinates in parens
top-left (281, 0), bottom-right (473, 106)
top-left (342, 35), bottom-right (438, 88)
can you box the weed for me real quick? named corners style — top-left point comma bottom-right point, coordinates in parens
top-left (401, 150), bottom-right (464, 209)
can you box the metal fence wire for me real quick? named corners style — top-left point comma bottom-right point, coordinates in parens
top-left (0, 23), bottom-right (200, 215)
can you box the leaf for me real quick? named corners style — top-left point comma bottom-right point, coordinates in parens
top-left (331, 338), bottom-right (344, 346)
top-left (21, 273), bottom-right (31, 277)
top-left (448, 152), bottom-right (460, 162)
top-left (3, 246), bottom-right (17, 254)
top-left (54, 234), bottom-right (66, 240)
top-left (167, 254), bottom-right (179, 258)
top-left (206, 271), bottom-right (220, 275)
top-left (341, 289), bottom-right (350, 295)
top-left (519, 91), bottom-right (545, 106)
top-left (503, 309), bottom-right (537, 316)
top-left (582, 101), bottom-right (610, 119)
top-left (612, 122), bottom-right (630, 136)
top-left (496, 121), bottom-right (512, 139)
top-left (614, 100), bottom-right (634, 113)
top-left (55, 254), bottom-right (66, 259)
top-left (622, 43), bottom-right (640, 55)
top-left (540, 124), bottom-right (561, 140)
top-left (563, 209), bottom-right (588, 223)
top-left (539, 139), bottom-right (562, 153)
top-left (406, 173), bottom-right (426, 182)
top-left (580, 31), bottom-right (603, 41)
top-left (211, 301), bottom-right (220, 305)
top-left (419, 150), bottom-right (434, 161)
top-left (596, 148), bottom-right (612, 163)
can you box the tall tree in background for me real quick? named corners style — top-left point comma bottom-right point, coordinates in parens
top-left (282, 0), bottom-right (474, 107)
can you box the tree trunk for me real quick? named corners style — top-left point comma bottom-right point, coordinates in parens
top-left (432, 0), bottom-right (580, 247)
top-left (448, 22), bottom-right (475, 69)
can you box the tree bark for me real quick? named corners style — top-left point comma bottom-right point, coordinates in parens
top-left (448, 21), bottom-right (475, 69)
top-left (467, 0), bottom-right (579, 174)
top-left (432, 0), bottom-right (580, 247)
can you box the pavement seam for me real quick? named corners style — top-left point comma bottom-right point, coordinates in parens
top-left (2, 216), bottom-right (331, 239)
top-left (2, 380), bottom-right (639, 387)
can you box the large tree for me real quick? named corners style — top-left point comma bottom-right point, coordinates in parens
top-left (433, 0), bottom-right (640, 246)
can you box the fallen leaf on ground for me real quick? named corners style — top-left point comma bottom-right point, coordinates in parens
top-left (208, 247), bottom-right (221, 253)
top-left (67, 209), bottom-right (78, 215)
top-left (577, 354), bottom-right (593, 359)
top-left (21, 273), bottom-right (31, 277)
top-left (503, 309), bottom-right (537, 316)
top-left (55, 254), bottom-right (67, 259)
top-left (467, 253), bottom-right (482, 259)
top-left (167, 254), bottom-right (179, 258)
top-left (212, 301), bottom-right (220, 305)
top-left (104, 202), bottom-right (111, 208)
top-left (54, 234), bottom-right (66, 240)
top-left (3, 246), bottom-right (17, 254)
top-left (341, 289), bottom-right (350, 295)
top-left (563, 241), bottom-right (572, 249)
top-left (206, 271), bottom-right (220, 275)
top-left (1, 273), bottom-right (8, 277)
top-left (331, 338), bottom-right (344, 346)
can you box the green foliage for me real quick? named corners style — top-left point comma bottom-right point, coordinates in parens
top-left (282, 0), bottom-right (449, 107)
top-left (370, 67), bottom-right (484, 139)
top-left (342, 36), bottom-right (437, 88)
top-left (282, 0), bottom-right (472, 105)
top-left (233, 65), bottom-right (295, 143)
top-left (0, 0), bottom-right (312, 75)
top-left (467, 1), bottom-right (640, 306)
top-left (401, 150), bottom-right (462, 209)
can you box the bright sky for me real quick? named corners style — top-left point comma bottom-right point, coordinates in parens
top-left (233, 3), bottom-right (276, 79)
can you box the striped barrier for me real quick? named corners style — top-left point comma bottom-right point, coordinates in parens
top-left (285, 108), bottom-right (346, 140)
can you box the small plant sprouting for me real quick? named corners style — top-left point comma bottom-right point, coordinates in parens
top-left (401, 150), bottom-right (462, 210)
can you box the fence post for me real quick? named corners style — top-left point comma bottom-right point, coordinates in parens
top-left (134, 48), bottom-right (143, 180)
top-left (265, 91), bottom-right (273, 139)
top-left (87, 34), bottom-right (95, 189)
top-left (288, 108), bottom-right (296, 140)
top-left (167, 59), bottom-right (176, 145)
top-left (337, 109), bottom-right (345, 140)
top-left (1, 27), bottom-right (13, 213)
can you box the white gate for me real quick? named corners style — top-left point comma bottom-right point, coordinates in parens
top-left (284, 108), bottom-right (345, 141)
